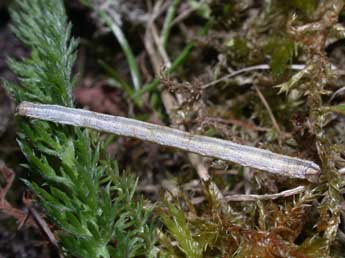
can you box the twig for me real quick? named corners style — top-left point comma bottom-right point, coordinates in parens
top-left (171, 0), bottom-right (209, 26)
top-left (328, 85), bottom-right (345, 103)
top-left (202, 64), bottom-right (338, 89)
top-left (22, 195), bottom-right (63, 257)
top-left (171, 5), bottom-right (196, 26)
top-left (151, 23), bottom-right (171, 68)
top-left (144, 26), bottom-right (162, 75)
top-left (190, 185), bottom-right (306, 204)
top-left (254, 85), bottom-right (282, 136)
top-left (224, 186), bottom-right (306, 202)
top-left (18, 101), bottom-right (321, 182)
top-left (204, 116), bottom-right (270, 132)
top-left (0, 161), bottom-right (37, 228)
top-left (0, 161), bottom-right (14, 202)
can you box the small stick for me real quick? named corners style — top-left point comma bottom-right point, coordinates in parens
top-left (23, 194), bottom-right (64, 258)
top-left (0, 161), bottom-right (38, 228)
top-left (18, 101), bottom-right (321, 182)
top-left (224, 186), bottom-right (305, 202)
top-left (202, 64), bottom-right (306, 89)
top-left (201, 64), bottom-right (338, 89)
top-left (254, 85), bottom-right (282, 136)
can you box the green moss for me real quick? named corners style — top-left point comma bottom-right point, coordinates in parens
top-left (272, 0), bottom-right (318, 18)
top-left (226, 37), bottom-right (249, 59)
top-left (264, 37), bottom-right (295, 77)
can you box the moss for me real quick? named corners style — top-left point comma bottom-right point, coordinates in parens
top-left (264, 37), bottom-right (295, 77)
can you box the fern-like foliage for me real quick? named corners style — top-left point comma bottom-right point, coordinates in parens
top-left (7, 0), bottom-right (77, 107)
top-left (3, 0), bottom-right (156, 257)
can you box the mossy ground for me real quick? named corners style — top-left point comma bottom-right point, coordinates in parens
top-left (1, 0), bottom-right (345, 257)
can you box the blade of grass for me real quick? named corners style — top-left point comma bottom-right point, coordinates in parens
top-left (79, 0), bottom-right (143, 91)
top-left (161, 0), bottom-right (181, 49)
top-left (109, 20), bottom-right (142, 90)
top-left (99, 60), bottom-right (143, 107)
top-left (99, 61), bottom-right (133, 94)
top-left (91, 8), bottom-right (142, 91)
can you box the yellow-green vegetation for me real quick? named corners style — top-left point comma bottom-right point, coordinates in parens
top-left (3, 0), bottom-right (345, 257)
top-left (156, 1), bottom-right (345, 257)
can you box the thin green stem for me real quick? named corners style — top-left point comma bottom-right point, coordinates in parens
top-left (95, 10), bottom-right (142, 91)
top-left (161, 0), bottom-right (181, 49)
top-left (109, 22), bottom-right (142, 90)
top-left (99, 60), bottom-right (143, 107)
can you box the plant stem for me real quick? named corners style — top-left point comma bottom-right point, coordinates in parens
top-left (161, 0), bottom-right (181, 49)
top-left (133, 43), bottom-right (194, 99)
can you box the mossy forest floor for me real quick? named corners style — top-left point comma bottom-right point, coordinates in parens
top-left (1, 0), bottom-right (345, 257)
